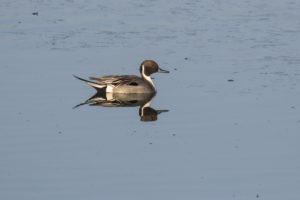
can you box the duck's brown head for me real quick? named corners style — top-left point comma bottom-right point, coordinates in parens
top-left (140, 60), bottom-right (169, 76)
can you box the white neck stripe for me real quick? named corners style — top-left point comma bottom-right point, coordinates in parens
top-left (142, 65), bottom-right (156, 90)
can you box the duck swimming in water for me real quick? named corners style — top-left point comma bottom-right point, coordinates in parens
top-left (74, 60), bottom-right (169, 93)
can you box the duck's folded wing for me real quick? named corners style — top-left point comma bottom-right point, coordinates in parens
top-left (89, 75), bottom-right (140, 87)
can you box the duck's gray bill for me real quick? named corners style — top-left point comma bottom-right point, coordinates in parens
top-left (158, 68), bottom-right (170, 73)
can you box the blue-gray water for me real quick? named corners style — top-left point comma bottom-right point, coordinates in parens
top-left (1, 0), bottom-right (300, 199)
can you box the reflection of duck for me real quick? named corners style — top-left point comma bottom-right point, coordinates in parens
top-left (74, 92), bottom-right (168, 122)
top-left (74, 60), bottom-right (169, 93)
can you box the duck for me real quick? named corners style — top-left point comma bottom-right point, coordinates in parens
top-left (74, 60), bottom-right (169, 93)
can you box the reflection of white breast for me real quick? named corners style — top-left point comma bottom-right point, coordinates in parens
top-left (106, 85), bottom-right (114, 93)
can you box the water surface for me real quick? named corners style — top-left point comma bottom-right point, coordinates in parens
top-left (1, 0), bottom-right (300, 199)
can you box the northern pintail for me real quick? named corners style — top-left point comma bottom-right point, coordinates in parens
top-left (74, 60), bottom-right (169, 93)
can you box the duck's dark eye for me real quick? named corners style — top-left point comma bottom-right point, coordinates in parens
top-left (129, 82), bottom-right (138, 86)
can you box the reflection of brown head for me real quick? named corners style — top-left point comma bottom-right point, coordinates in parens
top-left (139, 107), bottom-right (158, 122)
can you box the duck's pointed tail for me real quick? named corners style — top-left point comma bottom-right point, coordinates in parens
top-left (73, 75), bottom-right (106, 90)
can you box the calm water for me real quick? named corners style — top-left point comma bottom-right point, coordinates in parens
top-left (1, 0), bottom-right (300, 199)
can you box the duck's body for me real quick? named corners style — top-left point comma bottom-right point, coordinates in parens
top-left (89, 75), bottom-right (155, 93)
top-left (74, 60), bottom-right (169, 94)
